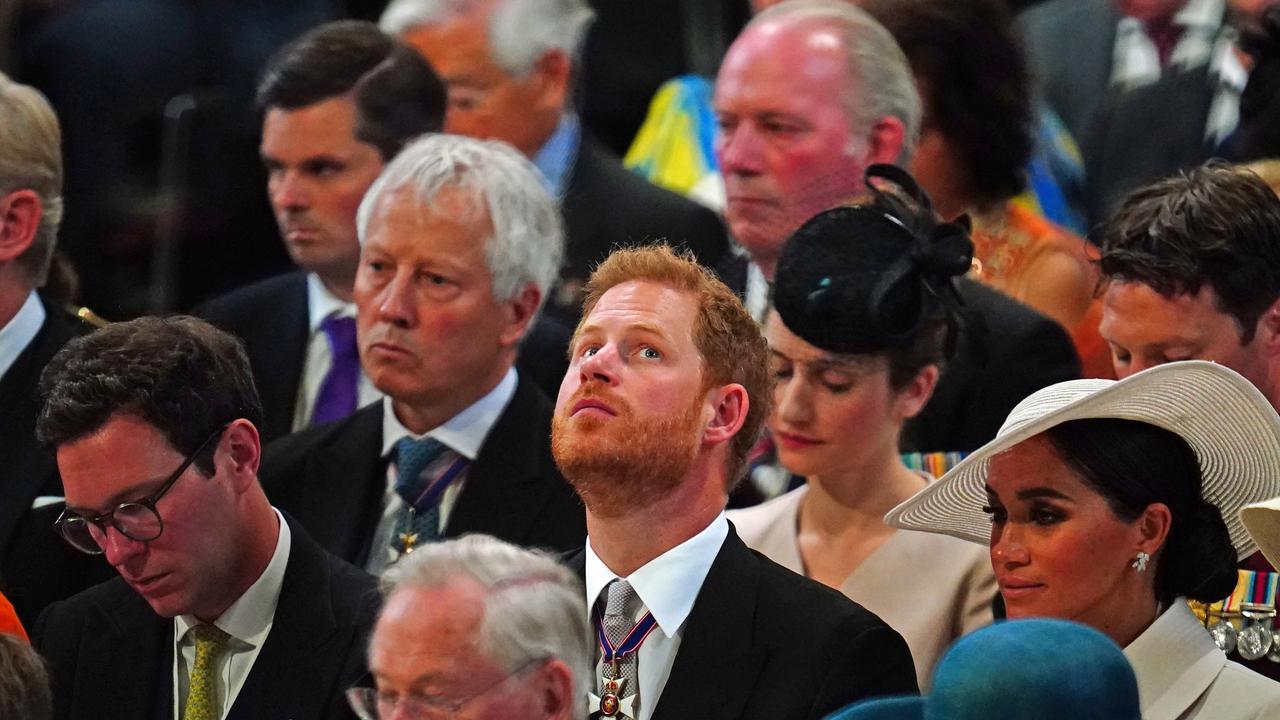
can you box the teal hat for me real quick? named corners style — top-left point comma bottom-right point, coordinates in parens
top-left (826, 619), bottom-right (1141, 720)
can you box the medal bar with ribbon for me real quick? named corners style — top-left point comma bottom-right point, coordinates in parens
top-left (1197, 570), bottom-right (1279, 662)
top-left (395, 455), bottom-right (469, 556)
top-left (589, 608), bottom-right (659, 719)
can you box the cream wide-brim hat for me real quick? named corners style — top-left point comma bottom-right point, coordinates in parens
top-left (1241, 497), bottom-right (1280, 568)
top-left (885, 361), bottom-right (1280, 559)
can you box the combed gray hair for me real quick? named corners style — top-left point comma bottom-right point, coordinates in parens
top-left (0, 71), bottom-right (63, 287)
top-left (357, 133), bottom-right (564, 312)
top-left (750, 0), bottom-right (922, 162)
top-left (381, 535), bottom-right (590, 719)
top-left (0, 634), bottom-right (52, 720)
top-left (379, 0), bottom-right (596, 77)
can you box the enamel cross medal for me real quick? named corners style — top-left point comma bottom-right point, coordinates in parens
top-left (589, 609), bottom-right (657, 719)
top-left (590, 666), bottom-right (635, 718)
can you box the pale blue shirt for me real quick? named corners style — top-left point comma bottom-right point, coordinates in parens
top-left (0, 290), bottom-right (45, 381)
top-left (533, 114), bottom-right (582, 199)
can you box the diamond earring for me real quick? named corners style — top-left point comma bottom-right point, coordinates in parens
top-left (1132, 551), bottom-right (1150, 573)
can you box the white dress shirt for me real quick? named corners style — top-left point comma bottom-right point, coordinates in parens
top-left (584, 513), bottom-right (729, 720)
top-left (0, 290), bottom-right (45, 381)
top-left (173, 509), bottom-right (291, 720)
top-left (291, 273), bottom-right (381, 431)
top-left (365, 367), bottom-right (519, 575)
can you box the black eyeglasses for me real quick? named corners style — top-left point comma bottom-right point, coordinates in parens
top-left (53, 427), bottom-right (226, 555)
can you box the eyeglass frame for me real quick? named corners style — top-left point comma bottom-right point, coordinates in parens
top-left (346, 657), bottom-right (549, 720)
top-left (52, 425), bottom-right (227, 555)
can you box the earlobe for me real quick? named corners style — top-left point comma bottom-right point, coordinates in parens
top-left (1136, 502), bottom-right (1173, 557)
top-left (221, 419), bottom-right (262, 491)
top-left (499, 284), bottom-right (541, 347)
top-left (866, 116), bottom-right (908, 166)
top-left (0, 190), bottom-right (42, 263)
top-left (703, 384), bottom-right (749, 446)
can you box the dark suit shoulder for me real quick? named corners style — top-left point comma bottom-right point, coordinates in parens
top-left (193, 271), bottom-right (307, 327)
top-left (261, 402), bottom-right (382, 481)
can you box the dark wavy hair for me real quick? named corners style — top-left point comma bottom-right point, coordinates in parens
top-left (1100, 162), bottom-right (1280, 343)
top-left (257, 20), bottom-right (445, 161)
top-left (863, 0), bottom-right (1033, 208)
top-left (37, 316), bottom-right (264, 476)
top-left (1043, 418), bottom-right (1238, 606)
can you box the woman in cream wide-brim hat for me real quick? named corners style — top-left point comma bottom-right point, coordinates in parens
top-left (886, 360), bottom-right (1280, 719)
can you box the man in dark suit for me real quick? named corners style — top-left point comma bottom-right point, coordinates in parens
top-left (378, 0), bottom-right (729, 323)
top-left (32, 315), bottom-right (377, 720)
top-left (553, 245), bottom-right (917, 719)
top-left (261, 135), bottom-right (586, 575)
top-left (195, 21), bottom-right (446, 443)
top-left (0, 71), bottom-right (110, 625)
top-left (1019, 0), bottom-right (1239, 225)
top-left (713, 2), bottom-right (1079, 456)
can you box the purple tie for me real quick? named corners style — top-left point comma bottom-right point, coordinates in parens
top-left (311, 314), bottom-right (360, 426)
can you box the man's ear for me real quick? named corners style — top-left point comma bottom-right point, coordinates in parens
top-left (863, 115), bottom-right (908, 167)
top-left (530, 49), bottom-right (572, 116)
top-left (499, 283), bottom-right (542, 347)
top-left (220, 419), bottom-right (262, 493)
top-left (0, 190), bottom-right (42, 264)
top-left (703, 383), bottom-right (749, 447)
top-left (1256, 297), bottom-right (1280, 357)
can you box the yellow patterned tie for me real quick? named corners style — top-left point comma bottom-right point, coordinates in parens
top-left (183, 624), bottom-right (231, 720)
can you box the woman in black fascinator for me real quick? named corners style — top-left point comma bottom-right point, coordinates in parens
top-left (729, 165), bottom-right (994, 689)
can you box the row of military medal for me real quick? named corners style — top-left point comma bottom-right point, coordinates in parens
top-left (1208, 604), bottom-right (1280, 662)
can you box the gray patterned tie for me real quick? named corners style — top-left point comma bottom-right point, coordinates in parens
top-left (601, 579), bottom-right (642, 711)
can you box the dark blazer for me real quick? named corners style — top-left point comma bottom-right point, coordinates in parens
top-left (260, 374), bottom-right (585, 566)
top-left (0, 294), bottom-right (111, 624)
top-left (551, 135), bottom-right (729, 322)
top-left (717, 255), bottom-right (1081, 453)
top-left (569, 527), bottom-right (919, 719)
top-left (1018, 0), bottom-right (1118, 144)
top-left (194, 271), bottom-right (575, 442)
top-left (32, 515), bottom-right (379, 720)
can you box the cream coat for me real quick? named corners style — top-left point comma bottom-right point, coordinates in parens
top-left (728, 485), bottom-right (995, 689)
top-left (1124, 601), bottom-right (1280, 720)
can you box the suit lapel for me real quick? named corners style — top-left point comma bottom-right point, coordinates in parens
top-left (650, 530), bottom-right (768, 720)
top-left (86, 583), bottom-right (171, 720)
top-left (227, 520), bottom-right (346, 720)
top-left (445, 378), bottom-right (555, 543)
top-left (305, 405), bottom-right (387, 566)
top-left (257, 274), bottom-right (310, 442)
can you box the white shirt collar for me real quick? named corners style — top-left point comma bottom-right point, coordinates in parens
top-left (175, 508), bottom-right (292, 645)
top-left (380, 367), bottom-right (518, 461)
top-left (305, 272), bottom-right (357, 333)
top-left (584, 513), bottom-right (729, 639)
top-left (0, 290), bottom-right (46, 381)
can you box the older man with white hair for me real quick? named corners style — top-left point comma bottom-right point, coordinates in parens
top-left (0, 71), bottom-right (105, 624)
top-left (379, 0), bottom-right (728, 320)
top-left (260, 133), bottom-right (586, 574)
top-left (352, 534), bottom-right (589, 720)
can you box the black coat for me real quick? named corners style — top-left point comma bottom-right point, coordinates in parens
top-left (194, 271), bottom-right (574, 443)
top-left (0, 294), bottom-right (112, 624)
top-left (33, 515), bottom-right (379, 720)
top-left (568, 527), bottom-right (919, 719)
top-left (549, 135), bottom-right (729, 322)
top-left (259, 375), bottom-right (585, 566)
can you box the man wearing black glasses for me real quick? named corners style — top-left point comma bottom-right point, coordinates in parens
top-left (30, 315), bottom-right (378, 720)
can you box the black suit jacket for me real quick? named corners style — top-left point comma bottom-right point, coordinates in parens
top-left (195, 271), bottom-right (575, 443)
top-left (551, 135), bottom-right (728, 322)
top-left (0, 293), bottom-right (111, 624)
top-left (260, 375), bottom-right (585, 566)
top-left (570, 527), bottom-right (918, 719)
top-left (717, 255), bottom-right (1080, 452)
top-left (32, 515), bottom-right (379, 720)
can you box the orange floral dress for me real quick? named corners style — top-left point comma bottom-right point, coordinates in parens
top-left (970, 202), bottom-right (1113, 379)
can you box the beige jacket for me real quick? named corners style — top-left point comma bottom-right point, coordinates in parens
top-left (728, 485), bottom-right (995, 689)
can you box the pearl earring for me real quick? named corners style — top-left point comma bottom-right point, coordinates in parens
top-left (1132, 551), bottom-right (1150, 573)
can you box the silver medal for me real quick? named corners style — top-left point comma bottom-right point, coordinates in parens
top-left (1208, 619), bottom-right (1238, 654)
top-left (1238, 621), bottom-right (1273, 661)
